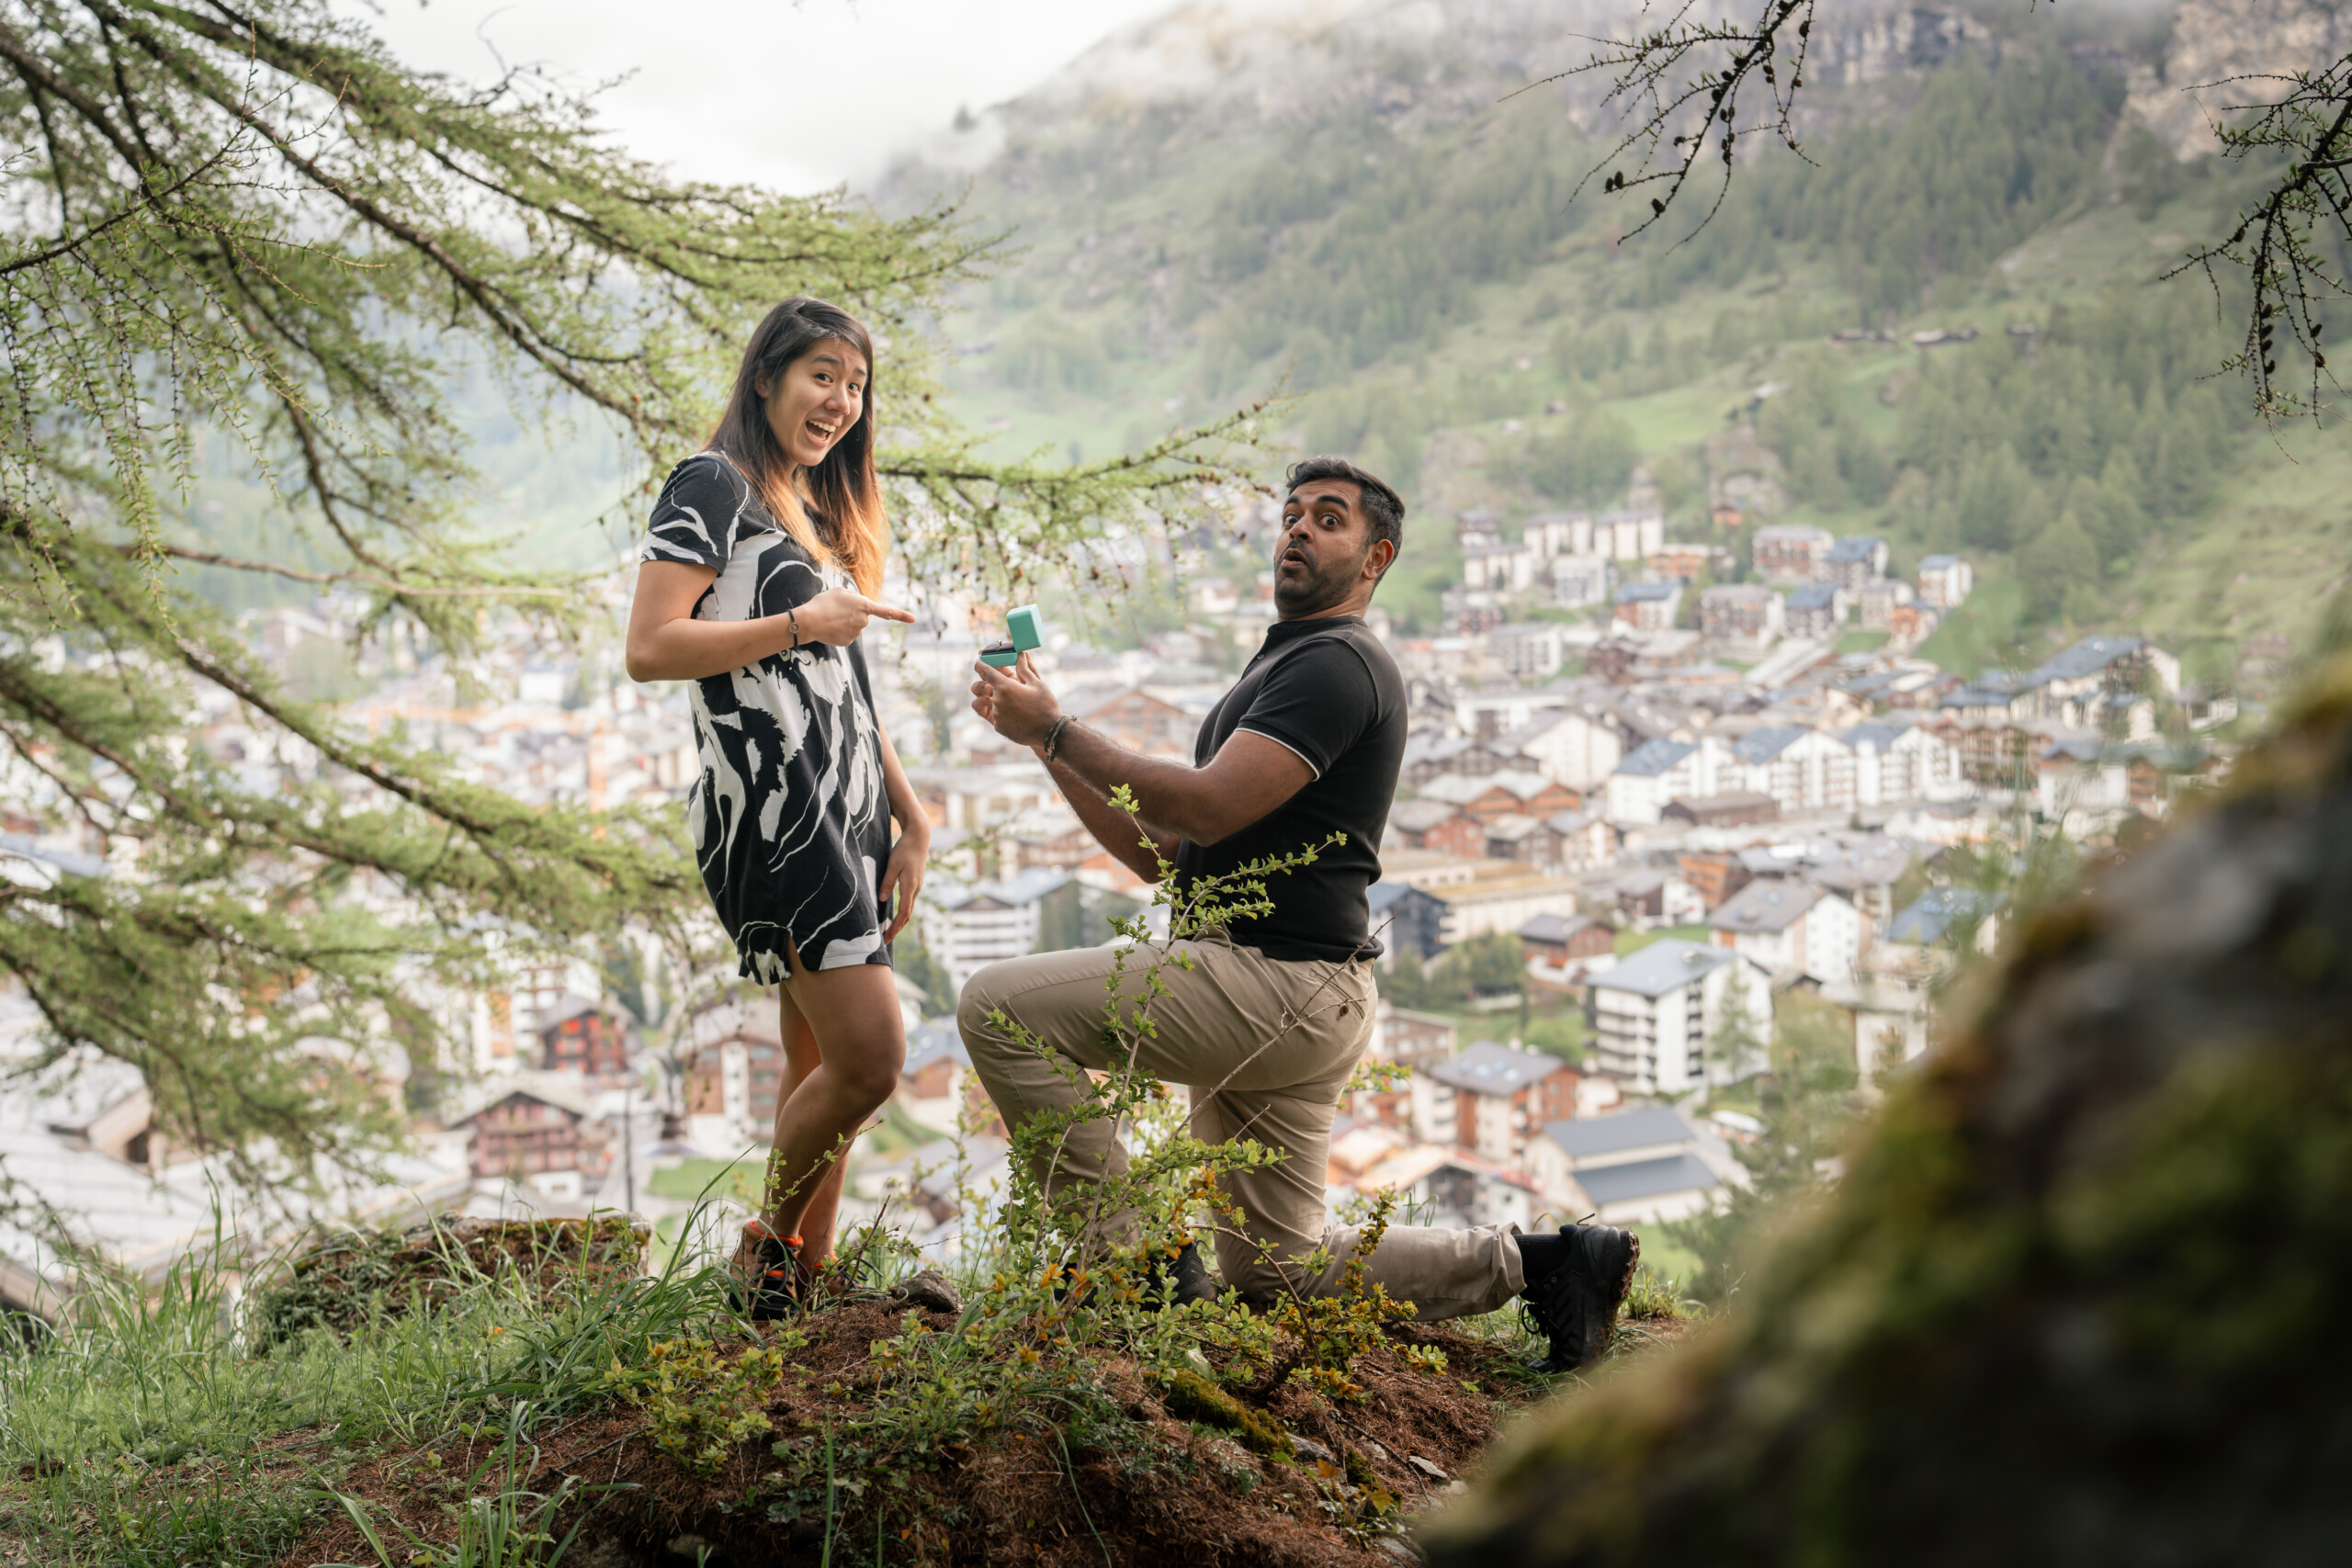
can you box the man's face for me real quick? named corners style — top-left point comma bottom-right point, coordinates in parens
top-left (1274, 480), bottom-right (1385, 616)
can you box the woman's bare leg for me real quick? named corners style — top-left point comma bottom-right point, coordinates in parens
top-left (760, 956), bottom-right (905, 1246)
top-left (772, 985), bottom-right (852, 1260)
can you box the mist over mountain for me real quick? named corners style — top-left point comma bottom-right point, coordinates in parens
top-left (879, 0), bottom-right (2351, 691)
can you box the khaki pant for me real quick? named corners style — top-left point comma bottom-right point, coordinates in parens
top-left (956, 931), bottom-right (1524, 1320)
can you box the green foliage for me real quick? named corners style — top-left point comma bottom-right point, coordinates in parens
top-left (624, 1337), bottom-right (794, 1474)
top-left (1634, 42), bottom-right (2120, 312)
top-left (1195, 116), bottom-right (1595, 389)
top-left (1666, 989), bottom-right (1860, 1304)
top-left (1755, 349), bottom-right (1889, 508)
top-left (1505, 405), bottom-right (1642, 504)
top-left (1252, 1193), bottom-right (1419, 1403)
top-left (1523, 1011), bottom-right (1587, 1065)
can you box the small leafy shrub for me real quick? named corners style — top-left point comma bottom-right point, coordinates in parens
top-left (1255, 1193), bottom-right (1419, 1401)
top-left (625, 1337), bottom-right (796, 1474)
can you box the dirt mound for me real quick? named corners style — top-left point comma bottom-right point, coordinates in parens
top-left (251, 1215), bottom-right (649, 1344)
top-left (277, 1288), bottom-right (1684, 1567)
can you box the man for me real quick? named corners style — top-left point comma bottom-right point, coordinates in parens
top-left (961, 457), bottom-right (1634, 1371)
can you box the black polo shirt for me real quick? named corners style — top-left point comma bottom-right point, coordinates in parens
top-left (1172, 616), bottom-right (1407, 962)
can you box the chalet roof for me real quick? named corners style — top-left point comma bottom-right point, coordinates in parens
top-left (1420, 770), bottom-right (1555, 806)
top-left (1786, 581), bottom-right (1839, 611)
top-left (447, 1072), bottom-right (597, 1125)
top-left (1701, 582), bottom-right (1779, 604)
top-left (1517, 911), bottom-right (1599, 944)
top-left (1366, 880), bottom-right (1431, 917)
top-left (2031, 635), bottom-right (2151, 684)
top-left (903, 1019), bottom-right (971, 1077)
top-left (1539, 1106), bottom-right (1696, 1160)
top-left (1752, 523), bottom-right (1832, 544)
top-left (1615, 739), bottom-right (1696, 778)
top-left (1838, 719), bottom-right (1916, 750)
top-left (1809, 838), bottom-right (1915, 892)
top-left (1887, 887), bottom-right (2006, 945)
top-left (1826, 535), bottom-right (1886, 563)
top-left (1591, 938), bottom-right (1734, 998)
top-left (1544, 809), bottom-right (1600, 835)
top-left (535, 995), bottom-right (607, 1033)
top-left (1613, 581), bottom-right (1679, 604)
top-left (1709, 879), bottom-right (1827, 933)
top-left (1730, 725), bottom-right (1811, 764)
top-left (1484, 813), bottom-right (1544, 844)
top-left (1919, 554), bottom-right (1962, 570)
top-left (1423, 1040), bottom-right (1569, 1095)
top-left (935, 867), bottom-right (1069, 911)
top-left (1389, 798), bottom-right (1466, 831)
top-left (1573, 1151), bottom-right (1722, 1206)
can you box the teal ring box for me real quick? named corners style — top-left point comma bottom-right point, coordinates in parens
top-left (980, 604), bottom-right (1043, 668)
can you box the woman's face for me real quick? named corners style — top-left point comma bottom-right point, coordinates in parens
top-left (761, 338), bottom-right (868, 472)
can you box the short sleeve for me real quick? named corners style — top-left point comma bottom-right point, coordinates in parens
top-left (639, 454), bottom-right (750, 573)
top-left (1230, 639), bottom-right (1378, 779)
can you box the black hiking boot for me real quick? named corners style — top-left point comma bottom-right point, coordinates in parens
top-left (1059, 1240), bottom-right (1222, 1312)
top-left (1521, 1223), bottom-right (1640, 1374)
top-left (735, 1218), bottom-right (803, 1323)
top-left (1139, 1239), bottom-right (1221, 1309)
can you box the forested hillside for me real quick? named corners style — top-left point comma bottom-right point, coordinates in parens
top-left (887, 0), bottom-right (2348, 691)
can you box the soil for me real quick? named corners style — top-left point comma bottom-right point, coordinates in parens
top-left (273, 1295), bottom-right (1690, 1568)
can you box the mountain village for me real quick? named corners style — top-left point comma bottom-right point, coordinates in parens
top-left (0, 488), bottom-right (2233, 1318)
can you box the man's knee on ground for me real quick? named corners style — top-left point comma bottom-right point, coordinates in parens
top-left (1219, 1245), bottom-right (1321, 1310)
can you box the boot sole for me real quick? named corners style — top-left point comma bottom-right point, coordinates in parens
top-left (1585, 1227), bottom-right (1641, 1355)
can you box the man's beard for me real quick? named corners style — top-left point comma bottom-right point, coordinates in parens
top-left (1273, 546), bottom-right (1366, 616)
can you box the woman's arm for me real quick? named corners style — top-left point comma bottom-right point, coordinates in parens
top-left (875, 721), bottom-right (930, 942)
top-left (623, 561), bottom-right (915, 682)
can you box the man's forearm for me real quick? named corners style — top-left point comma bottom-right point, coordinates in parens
top-left (1053, 721), bottom-right (1216, 842)
top-left (1046, 751), bottom-right (1181, 884)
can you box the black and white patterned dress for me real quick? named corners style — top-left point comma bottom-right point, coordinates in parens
top-left (640, 452), bottom-right (893, 981)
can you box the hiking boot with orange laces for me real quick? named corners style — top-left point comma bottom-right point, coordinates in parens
top-left (736, 1218), bottom-right (804, 1322)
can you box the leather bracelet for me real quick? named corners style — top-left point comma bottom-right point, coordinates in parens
top-left (786, 604), bottom-right (801, 651)
top-left (1042, 714), bottom-right (1074, 761)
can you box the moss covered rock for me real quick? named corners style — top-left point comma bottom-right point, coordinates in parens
top-left (1424, 657), bottom-right (2352, 1566)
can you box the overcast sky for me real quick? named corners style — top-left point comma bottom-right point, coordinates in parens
top-left (354, 0), bottom-right (1186, 194)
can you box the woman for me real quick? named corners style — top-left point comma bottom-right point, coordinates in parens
top-left (625, 296), bottom-right (926, 1318)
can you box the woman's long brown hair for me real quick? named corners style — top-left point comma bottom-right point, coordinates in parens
top-left (707, 297), bottom-right (888, 596)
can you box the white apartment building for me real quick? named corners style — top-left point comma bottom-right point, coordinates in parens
top-left (1501, 705), bottom-right (1624, 791)
top-left (1588, 939), bottom-right (1773, 1096)
top-left (1462, 541), bottom-right (1537, 592)
top-left (1592, 509), bottom-right (1665, 560)
top-left (1524, 511), bottom-right (1591, 558)
top-left (1917, 554), bottom-right (1973, 609)
top-left (921, 867), bottom-right (1069, 995)
top-left (1551, 555), bottom-right (1610, 609)
top-left (1726, 726), bottom-right (1859, 815)
top-left (1606, 739), bottom-right (1704, 826)
top-left (1841, 720), bottom-right (1967, 805)
top-left (1491, 622), bottom-right (1566, 679)
top-left (1706, 880), bottom-right (1863, 985)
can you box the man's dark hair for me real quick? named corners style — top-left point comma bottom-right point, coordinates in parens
top-left (1284, 455), bottom-right (1405, 567)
